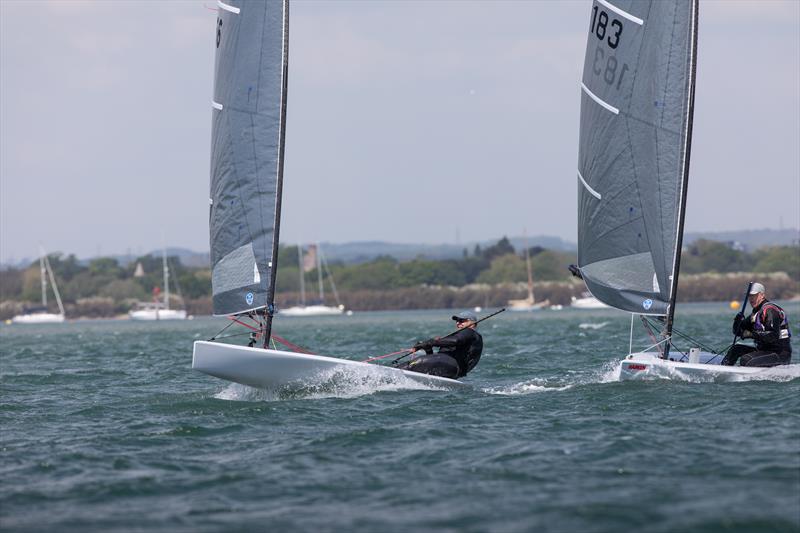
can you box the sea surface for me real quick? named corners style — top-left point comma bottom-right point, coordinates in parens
top-left (1, 302), bottom-right (799, 532)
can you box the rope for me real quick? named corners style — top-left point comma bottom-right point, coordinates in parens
top-left (207, 319), bottom-right (237, 341)
top-left (270, 333), bottom-right (315, 354)
top-left (640, 316), bottom-right (735, 365)
top-left (363, 349), bottom-right (413, 363)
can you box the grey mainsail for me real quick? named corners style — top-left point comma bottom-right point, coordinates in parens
top-left (577, 0), bottom-right (697, 320)
top-left (209, 0), bottom-right (289, 317)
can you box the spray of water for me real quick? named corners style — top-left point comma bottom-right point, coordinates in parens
top-left (213, 364), bottom-right (449, 402)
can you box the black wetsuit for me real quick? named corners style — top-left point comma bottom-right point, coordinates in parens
top-left (399, 327), bottom-right (483, 379)
top-left (722, 300), bottom-right (792, 367)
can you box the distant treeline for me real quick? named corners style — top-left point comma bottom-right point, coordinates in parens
top-left (0, 238), bottom-right (797, 319)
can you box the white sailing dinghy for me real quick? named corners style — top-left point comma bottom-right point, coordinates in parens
top-left (192, 0), bottom-right (466, 391)
top-left (11, 246), bottom-right (66, 324)
top-left (280, 244), bottom-right (346, 316)
top-left (575, 0), bottom-right (783, 381)
top-left (508, 231), bottom-right (550, 311)
top-left (129, 248), bottom-right (187, 321)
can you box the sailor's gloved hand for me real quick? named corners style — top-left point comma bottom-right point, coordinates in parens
top-left (740, 329), bottom-right (753, 339)
top-left (412, 339), bottom-right (434, 351)
top-left (732, 312), bottom-right (744, 336)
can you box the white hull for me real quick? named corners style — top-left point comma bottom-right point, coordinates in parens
top-left (280, 305), bottom-right (344, 317)
top-left (11, 313), bottom-right (65, 324)
top-left (129, 309), bottom-right (187, 321)
top-left (570, 296), bottom-right (609, 309)
top-left (192, 341), bottom-right (468, 391)
top-left (619, 351), bottom-right (774, 381)
top-left (507, 299), bottom-right (550, 312)
top-left (507, 304), bottom-right (549, 312)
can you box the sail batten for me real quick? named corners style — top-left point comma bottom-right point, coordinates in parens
top-left (209, 0), bottom-right (289, 317)
top-left (577, 0), bottom-right (697, 318)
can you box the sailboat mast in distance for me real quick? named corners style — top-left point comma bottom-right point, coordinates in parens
top-left (576, 0), bottom-right (698, 356)
top-left (208, 0), bottom-right (290, 344)
top-left (40, 254), bottom-right (47, 308)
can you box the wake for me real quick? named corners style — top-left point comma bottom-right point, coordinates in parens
top-left (213, 365), bottom-right (452, 402)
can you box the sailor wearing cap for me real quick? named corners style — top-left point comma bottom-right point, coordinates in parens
top-left (722, 282), bottom-right (792, 367)
top-left (396, 311), bottom-right (484, 379)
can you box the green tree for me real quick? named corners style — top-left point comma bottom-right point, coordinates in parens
top-left (681, 239), bottom-right (754, 274)
top-left (47, 253), bottom-right (82, 281)
top-left (476, 254), bottom-right (526, 284)
top-left (89, 257), bottom-right (122, 278)
top-left (530, 250), bottom-right (576, 281)
top-left (99, 279), bottom-right (148, 301)
top-left (335, 256), bottom-right (403, 290)
top-left (482, 237), bottom-right (515, 261)
top-left (398, 259), bottom-right (467, 286)
top-left (754, 246), bottom-right (800, 281)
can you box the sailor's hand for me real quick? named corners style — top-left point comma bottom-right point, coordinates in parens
top-left (732, 313), bottom-right (745, 335)
top-left (413, 340), bottom-right (432, 351)
top-left (740, 329), bottom-right (752, 339)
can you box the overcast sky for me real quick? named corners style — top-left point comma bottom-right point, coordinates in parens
top-left (1, 0), bottom-right (798, 262)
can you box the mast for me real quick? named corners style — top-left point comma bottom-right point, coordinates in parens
top-left (663, 0), bottom-right (699, 359)
top-left (39, 253), bottom-right (47, 308)
top-left (262, 0), bottom-right (290, 347)
top-left (316, 244), bottom-right (324, 302)
top-left (523, 230), bottom-right (534, 303)
top-left (41, 249), bottom-right (65, 316)
top-left (162, 247), bottom-right (170, 311)
top-left (297, 244), bottom-right (306, 305)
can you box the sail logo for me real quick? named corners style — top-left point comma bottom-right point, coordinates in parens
top-left (245, 292), bottom-right (254, 306)
top-left (642, 299), bottom-right (653, 310)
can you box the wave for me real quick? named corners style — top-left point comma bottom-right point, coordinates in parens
top-left (483, 379), bottom-right (573, 395)
top-left (578, 322), bottom-right (610, 330)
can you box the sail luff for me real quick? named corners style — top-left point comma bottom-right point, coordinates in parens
top-left (664, 0), bottom-right (699, 354)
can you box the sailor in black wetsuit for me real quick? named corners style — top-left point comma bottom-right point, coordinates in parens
top-left (397, 311), bottom-right (483, 379)
top-left (722, 282), bottom-right (792, 367)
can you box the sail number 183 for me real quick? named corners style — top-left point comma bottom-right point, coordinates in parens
top-left (590, 4), bottom-right (629, 91)
top-left (590, 5), bottom-right (623, 49)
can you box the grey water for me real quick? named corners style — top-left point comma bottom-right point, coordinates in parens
top-left (2, 303), bottom-right (799, 532)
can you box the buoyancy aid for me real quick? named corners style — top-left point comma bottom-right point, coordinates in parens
top-left (753, 302), bottom-right (792, 340)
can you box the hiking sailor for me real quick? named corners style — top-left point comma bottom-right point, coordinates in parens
top-left (397, 311), bottom-right (484, 379)
top-left (722, 282), bottom-right (792, 367)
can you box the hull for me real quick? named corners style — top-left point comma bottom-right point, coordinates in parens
top-left (280, 305), bottom-right (344, 317)
top-left (129, 309), bottom-right (187, 321)
top-left (11, 313), bottom-right (65, 324)
top-left (192, 341), bottom-right (468, 390)
top-left (570, 296), bottom-right (608, 309)
top-left (507, 299), bottom-right (550, 312)
top-left (620, 352), bottom-right (770, 381)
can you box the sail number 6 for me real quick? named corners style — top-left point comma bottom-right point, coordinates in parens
top-left (590, 5), bottom-right (623, 49)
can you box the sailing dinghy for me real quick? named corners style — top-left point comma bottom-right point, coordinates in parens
top-left (507, 231), bottom-right (550, 311)
top-left (192, 0), bottom-right (465, 392)
top-left (129, 248), bottom-right (187, 320)
top-left (575, 0), bottom-right (788, 380)
top-left (280, 244), bottom-right (347, 316)
top-left (11, 246), bottom-right (65, 324)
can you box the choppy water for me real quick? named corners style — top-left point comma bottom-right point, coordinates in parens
top-left (1, 303), bottom-right (799, 532)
